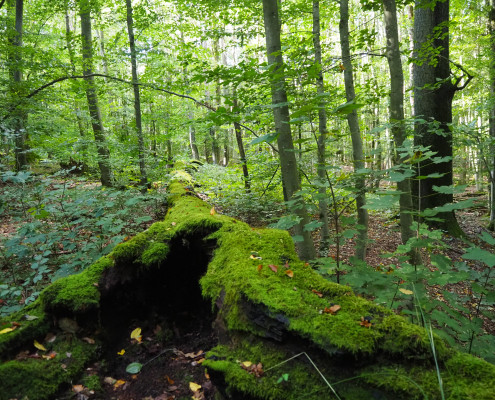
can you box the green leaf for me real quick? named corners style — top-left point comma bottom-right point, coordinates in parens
top-left (463, 247), bottom-right (495, 268)
top-left (432, 184), bottom-right (467, 194)
top-left (303, 221), bottom-right (323, 232)
top-left (250, 132), bottom-right (278, 145)
top-left (126, 362), bottom-right (143, 374)
top-left (332, 100), bottom-right (365, 115)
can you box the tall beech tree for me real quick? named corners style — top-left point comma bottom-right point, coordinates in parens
top-left (413, 0), bottom-right (471, 235)
top-left (262, 0), bottom-right (316, 261)
top-left (382, 0), bottom-right (420, 263)
top-left (125, 0), bottom-right (148, 190)
top-left (79, 0), bottom-right (113, 187)
top-left (7, 0), bottom-right (27, 171)
top-left (489, 0), bottom-right (495, 231)
top-left (313, 0), bottom-right (330, 254)
top-left (339, 0), bottom-right (368, 260)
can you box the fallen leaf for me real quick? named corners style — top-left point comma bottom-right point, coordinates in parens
top-left (210, 207), bottom-right (216, 215)
top-left (12, 321), bottom-right (21, 327)
top-left (34, 340), bottom-right (47, 351)
top-left (360, 316), bottom-right (373, 328)
top-left (257, 264), bottom-right (263, 272)
top-left (189, 381), bottom-right (202, 392)
top-left (184, 350), bottom-right (203, 359)
top-left (0, 327), bottom-right (15, 334)
top-left (399, 288), bottom-right (414, 295)
top-left (268, 264), bottom-right (278, 273)
top-left (126, 362), bottom-right (143, 374)
top-left (285, 270), bottom-right (294, 278)
top-left (42, 351), bottom-right (57, 360)
top-left (312, 289), bottom-right (323, 298)
top-left (82, 337), bottom-right (95, 344)
top-left (130, 327), bottom-right (142, 342)
top-left (113, 379), bottom-right (126, 389)
top-left (241, 361), bottom-right (252, 368)
top-left (284, 261), bottom-right (290, 269)
top-left (168, 385), bottom-right (178, 391)
top-left (104, 377), bottom-right (117, 385)
top-left (171, 222), bottom-right (176, 226)
top-left (165, 375), bottom-right (174, 385)
top-left (15, 350), bottom-right (29, 360)
top-left (205, 371), bottom-right (210, 380)
top-left (72, 384), bottom-right (85, 393)
top-left (324, 304), bottom-right (341, 315)
top-left (117, 349), bottom-right (125, 355)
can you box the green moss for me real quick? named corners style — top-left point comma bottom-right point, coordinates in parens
top-left (0, 338), bottom-right (98, 400)
top-left (0, 302), bottom-right (50, 358)
top-left (141, 242), bottom-right (170, 267)
top-left (41, 256), bottom-right (113, 313)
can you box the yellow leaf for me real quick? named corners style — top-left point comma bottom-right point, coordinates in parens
top-left (114, 379), bottom-right (126, 389)
top-left (189, 382), bottom-right (202, 392)
top-left (285, 270), bottom-right (294, 278)
top-left (117, 349), bottom-right (125, 355)
top-left (34, 340), bottom-right (47, 351)
top-left (130, 327), bottom-right (142, 340)
top-left (72, 384), bottom-right (85, 393)
top-left (399, 288), bottom-right (414, 295)
top-left (241, 361), bottom-right (252, 368)
top-left (210, 207), bottom-right (216, 216)
top-left (0, 327), bottom-right (14, 334)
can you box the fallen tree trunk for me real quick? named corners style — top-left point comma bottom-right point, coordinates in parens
top-left (0, 181), bottom-right (494, 399)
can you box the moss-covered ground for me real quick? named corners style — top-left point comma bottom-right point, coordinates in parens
top-left (0, 180), bottom-right (494, 399)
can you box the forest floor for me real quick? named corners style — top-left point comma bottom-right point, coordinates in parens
top-left (1, 183), bottom-right (494, 400)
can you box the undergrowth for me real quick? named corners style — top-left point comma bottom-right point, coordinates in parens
top-left (0, 169), bottom-right (167, 315)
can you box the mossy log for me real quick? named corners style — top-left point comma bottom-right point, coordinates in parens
top-left (1, 182), bottom-right (494, 399)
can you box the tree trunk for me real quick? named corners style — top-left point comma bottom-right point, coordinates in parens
top-left (412, 0), bottom-right (466, 236)
top-left (125, 0), bottom-right (148, 191)
top-left (79, 0), bottom-right (113, 187)
top-left (65, 5), bottom-right (88, 171)
top-left (262, 0), bottom-right (316, 261)
top-left (8, 0), bottom-right (28, 171)
top-left (489, 0), bottom-right (495, 230)
top-left (312, 0), bottom-right (330, 255)
top-left (339, 0), bottom-right (368, 260)
top-left (233, 87), bottom-right (250, 192)
top-left (382, 0), bottom-right (420, 263)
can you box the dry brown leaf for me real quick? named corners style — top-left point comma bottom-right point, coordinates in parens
top-left (324, 304), bottom-right (341, 315)
top-left (42, 351), bottom-right (57, 360)
top-left (257, 264), bottom-right (263, 272)
top-left (72, 385), bottom-right (85, 393)
top-left (82, 337), bottom-right (95, 344)
top-left (312, 289), bottom-right (323, 298)
top-left (104, 377), bottom-right (117, 385)
top-left (268, 264), bottom-right (278, 273)
top-left (165, 375), bottom-right (174, 385)
top-left (285, 270), bottom-right (294, 278)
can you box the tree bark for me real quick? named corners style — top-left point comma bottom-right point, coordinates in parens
top-left (125, 0), bottom-right (148, 191)
top-left (233, 87), bottom-right (250, 192)
top-left (312, 0), bottom-right (330, 255)
top-left (79, 0), bottom-right (113, 187)
top-left (65, 5), bottom-right (88, 171)
top-left (412, 0), bottom-right (467, 236)
top-left (262, 0), bottom-right (316, 261)
top-left (489, 0), bottom-right (495, 230)
top-left (382, 0), bottom-right (420, 263)
top-left (8, 0), bottom-right (28, 171)
top-left (339, 0), bottom-right (368, 260)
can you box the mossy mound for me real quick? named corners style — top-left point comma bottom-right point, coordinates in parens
top-left (0, 182), bottom-right (494, 400)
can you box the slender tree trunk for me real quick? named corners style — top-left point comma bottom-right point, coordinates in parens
top-left (412, 0), bottom-right (469, 236)
top-left (65, 5), bottom-right (88, 171)
top-left (382, 0), bottom-right (420, 263)
top-left (79, 0), bottom-right (113, 187)
top-left (262, 0), bottom-right (316, 261)
top-left (489, 0), bottom-right (495, 230)
top-left (232, 87), bottom-right (250, 192)
top-left (189, 118), bottom-right (199, 160)
top-left (313, 0), bottom-right (330, 255)
top-left (125, 0), bottom-right (148, 190)
top-left (339, 0), bottom-right (368, 260)
top-left (8, 0), bottom-right (28, 171)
